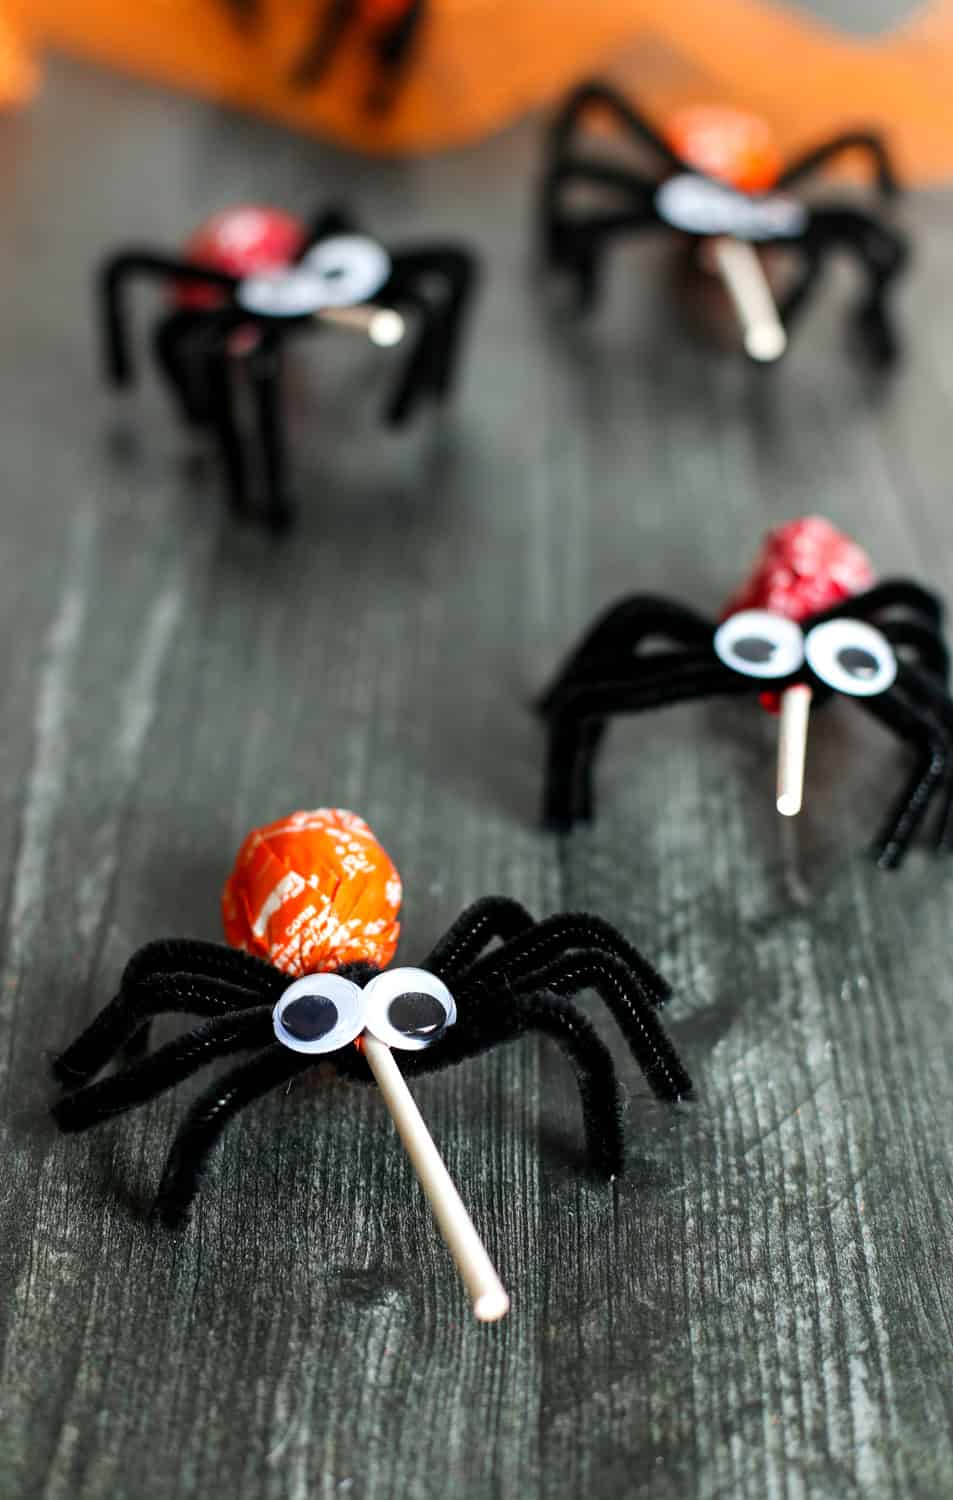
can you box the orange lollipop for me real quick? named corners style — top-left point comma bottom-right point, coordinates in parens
top-left (222, 807), bottom-right (402, 976)
top-left (665, 105), bottom-right (782, 193)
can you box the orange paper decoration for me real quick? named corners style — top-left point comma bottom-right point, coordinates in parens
top-left (222, 808), bottom-right (402, 976)
top-left (0, 6), bottom-right (38, 110)
top-left (12, 0), bottom-right (953, 180)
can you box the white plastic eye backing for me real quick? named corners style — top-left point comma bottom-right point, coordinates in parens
top-left (714, 609), bottom-right (806, 680)
top-left (654, 173), bottom-right (807, 241)
top-left (299, 235), bottom-right (392, 309)
top-left (363, 967), bottom-right (457, 1052)
top-left (804, 618), bottom-right (898, 697)
top-left (273, 973), bottom-right (366, 1055)
top-left (236, 268), bottom-right (332, 319)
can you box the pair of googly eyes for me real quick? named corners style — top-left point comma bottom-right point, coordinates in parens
top-left (714, 610), bottom-right (898, 697)
top-left (654, 174), bottom-right (808, 242)
top-left (273, 967), bottom-right (457, 1056)
top-left (236, 235), bottom-right (392, 319)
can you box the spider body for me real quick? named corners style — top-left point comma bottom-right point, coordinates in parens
top-left (52, 809), bottom-right (691, 1227)
top-left (541, 79), bottom-right (910, 364)
top-left (99, 204), bottom-right (476, 529)
top-left (539, 519), bottom-right (953, 868)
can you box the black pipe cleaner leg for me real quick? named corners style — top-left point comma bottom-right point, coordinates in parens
top-left (153, 1045), bottom-right (313, 1228)
top-left (466, 913), bottom-right (673, 1009)
top-left (776, 130), bottom-right (899, 197)
top-left (52, 973), bottom-right (272, 1089)
top-left (153, 308), bottom-right (211, 426)
top-left (421, 896), bottom-right (538, 979)
top-left (53, 1009), bottom-right (273, 1133)
top-left (250, 331), bottom-right (293, 532)
top-left (862, 684), bottom-right (951, 868)
top-left (512, 952), bottom-right (692, 1101)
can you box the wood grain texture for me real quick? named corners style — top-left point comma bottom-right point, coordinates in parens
top-left (2, 46), bottom-right (953, 1500)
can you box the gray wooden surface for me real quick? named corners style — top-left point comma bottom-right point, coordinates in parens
top-left (2, 47), bottom-right (953, 1500)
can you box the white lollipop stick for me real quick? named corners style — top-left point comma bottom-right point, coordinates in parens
top-left (777, 684), bottom-right (812, 817)
top-left (711, 237), bottom-right (787, 363)
top-left (316, 304), bottom-right (406, 347)
top-left (362, 1032), bottom-right (510, 1323)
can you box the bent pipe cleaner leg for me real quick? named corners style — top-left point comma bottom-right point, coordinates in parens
top-left (544, 202), bottom-right (662, 312)
top-left (810, 579), bottom-right (946, 634)
top-left (546, 79), bottom-right (685, 178)
top-left (541, 157), bottom-right (658, 269)
top-left (421, 897), bottom-right (539, 980)
top-left (250, 330), bottom-right (294, 532)
top-left (153, 308), bottom-right (212, 426)
top-left (203, 324), bottom-right (252, 518)
top-left (99, 251), bottom-right (238, 387)
top-left (882, 621), bottom-right (951, 685)
top-left (803, 206), bottom-right (910, 364)
top-left (512, 953), bottom-right (692, 1101)
top-left (153, 1045), bottom-right (313, 1227)
top-left (776, 130), bottom-right (900, 197)
top-left (543, 657), bottom-right (751, 830)
top-left (465, 914), bottom-right (672, 1010)
top-left (291, 0), bottom-right (356, 87)
top-left (862, 683), bottom-right (952, 868)
top-left (539, 598), bottom-right (715, 716)
top-left (52, 1009), bottom-right (273, 1133)
top-left (52, 973), bottom-right (274, 1088)
top-left (900, 666), bottom-right (953, 849)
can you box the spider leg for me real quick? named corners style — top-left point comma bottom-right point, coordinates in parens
top-left (249, 327), bottom-right (294, 532)
top-left (200, 311), bottom-right (256, 519)
top-left (461, 913), bottom-right (672, 1010)
top-left (797, 205), bottom-right (910, 364)
top-left (153, 308), bottom-right (212, 426)
top-left (898, 665), bottom-right (953, 850)
top-left (98, 250), bottom-right (237, 387)
top-left (539, 596), bottom-right (715, 716)
top-left (776, 130), bottom-right (899, 197)
top-left (290, 0), bottom-right (356, 88)
top-left (153, 1045), bottom-right (312, 1227)
top-left (807, 579), bottom-right (945, 634)
top-left (508, 952), bottom-right (692, 1101)
top-left (860, 677), bottom-right (952, 868)
top-left (881, 620), bottom-right (950, 686)
top-left (52, 1008), bottom-right (273, 1132)
top-left (53, 970), bottom-right (282, 1089)
top-left (546, 79), bottom-right (684, 175)
top-left (365, 0), bottom-right (426, 113)
top-left (383, 247), bottom-right (478, 423)
top-left (119, 938), bottom-right (283, 999)
top-left (542, 655), bottom-right (752, 831)
top-left (420, 897), bottom-right (538, 979)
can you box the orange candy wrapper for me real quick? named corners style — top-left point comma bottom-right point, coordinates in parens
top-left (0, 6), bottom-right (38, 110)
top-left (664, 106), bottom-right (782, 193)
top-left (222, 808), bottom-right (402, 976)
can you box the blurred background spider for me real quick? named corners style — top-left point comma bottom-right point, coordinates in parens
top-left (100, 203), bottom-right (476, 529)
top-left (539, 518), bottom-right (953, 869)
top-left (52, 808), bottom-right (691, 1231)
top-left (222, 0), bottom-right (426, 110)
top-left (540, 78), bottom-right (910, 365)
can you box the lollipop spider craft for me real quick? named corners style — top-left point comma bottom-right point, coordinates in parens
top-left (99, 205), bottom-right (475, 528)
top-left (52, 809), bottom-right (691, 1320)
top-left (540, 518), bottom-right (953, 869)
top-left (541, 79), bottom-right (909, 364)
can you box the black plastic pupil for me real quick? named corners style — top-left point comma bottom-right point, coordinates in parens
top-left (837, 646), bottom-right (879, 679)
top-left (734, 636), bottom-right (776, 664)
top-left (387, 992), bottom-right (446, 1039)
top-left (324, 265), bottom-right (347, 280)
top-left (281, 994), bottom-right (339, 1042)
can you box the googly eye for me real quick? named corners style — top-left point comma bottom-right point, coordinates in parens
top-left (300, 235), bottom-right (391, 308)
top-left (272, 973), bottom-right (365, 1055)
top-left (713, 609), bottom-right (806, 680)
top-left (654, 174), bottom-right (807, 241)
top-left (363, 967), bottom-right (456, 1052)
top-left (804, 618), bottom-right (897, 697)
top-left (236, 268), bottom-right (328, 318)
